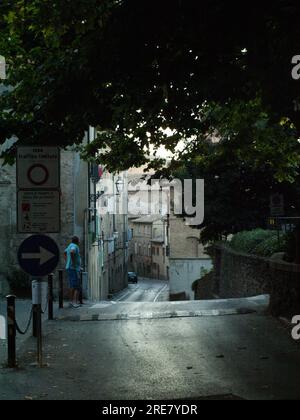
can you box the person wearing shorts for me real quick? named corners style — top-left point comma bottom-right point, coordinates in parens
top-left (64, 236), bottom-right (81, 308)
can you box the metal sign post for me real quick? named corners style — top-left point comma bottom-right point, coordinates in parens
top-left (6, 296), bottom-right (16, 368)
top-left (16, 147), bottom-right (61, 368)
top-left (18, 236), bottom-right (59, 368)
top-left (32, 280), bottom-right (43, 367)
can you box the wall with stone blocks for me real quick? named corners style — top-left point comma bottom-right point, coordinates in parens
top-left (214, 245), bottom-right (300, 318)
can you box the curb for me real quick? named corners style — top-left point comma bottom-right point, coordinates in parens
top-left (57, 307), bottom-right (258, 322)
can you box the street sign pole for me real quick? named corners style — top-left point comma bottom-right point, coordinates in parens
top-left (32, 279), bottom-right (43, 367)
top-left (16, 147), bottom-right (61, 368)
top-left (7, 295), bottom-right (16, 368)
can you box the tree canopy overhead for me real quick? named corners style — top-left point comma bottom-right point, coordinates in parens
top-left (0, 0), bottom-right (300, 171)
top-left (173, 98), bottom-right (300, 242)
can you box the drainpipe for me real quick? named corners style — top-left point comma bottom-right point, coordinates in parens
top-left (83, 208), bottom-right (90, 273)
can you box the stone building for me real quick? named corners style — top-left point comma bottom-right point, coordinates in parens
top-left (88, 168), bottom-right (129, 300)
top-left (0, 128), bottom-right (128, 301)
top-left (168, 213), bottom-right (213, 300)
top-left (129, 215), bottom-right (169, 280)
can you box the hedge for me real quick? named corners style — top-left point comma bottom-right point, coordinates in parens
top-left (229, 228), bottom-right (293, 259)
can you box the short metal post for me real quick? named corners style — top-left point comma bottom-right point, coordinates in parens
top-left (36, 303), bottom-right (43, 367)
top-left (58, 269), bottom-right (64, 309)
top-left (7, 295), bottom-right (16, 368)
top-left (48, 274), bottom-right (54, 320)
top-left (32, 280), bottom-right (40, 338)
top-left (32, 280), bottom-right (43, 367)
top-left (79, 271), bottom-right (83, 305)
top-left (32, 306), bottom-right (37, 338)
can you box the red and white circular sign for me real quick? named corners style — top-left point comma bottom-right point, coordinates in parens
top-left (27, 164), bottom-right (49, 186)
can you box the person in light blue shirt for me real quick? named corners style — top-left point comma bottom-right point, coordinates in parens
top-left (64, 236), bottom-right (81, 308)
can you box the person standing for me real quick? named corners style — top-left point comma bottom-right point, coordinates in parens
top-left (64, 236), bottom-right (81, 308)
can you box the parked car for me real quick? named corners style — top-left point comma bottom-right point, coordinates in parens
top-left (128, 272), bottom-right (138, 284)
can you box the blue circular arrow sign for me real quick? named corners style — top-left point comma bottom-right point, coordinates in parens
top-left (18, 235), bottom-right (60, 277)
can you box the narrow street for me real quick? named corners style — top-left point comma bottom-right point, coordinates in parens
top-left (112, 278), bottom-right (169, 303)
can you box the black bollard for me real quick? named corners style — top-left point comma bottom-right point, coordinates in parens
top-left (6, 295), bottom-right (16, 368)
top-left (48, 273), bottom-right (54, 320)
top-left (58, 269), bottom-right (64, 309)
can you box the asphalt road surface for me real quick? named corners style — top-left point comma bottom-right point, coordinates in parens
top-left (1, 282), bottom-right (300, 400)
top-left (1, 313), bottom-right (300, 400)
top-left (112, 278), bottom-right (169, 303)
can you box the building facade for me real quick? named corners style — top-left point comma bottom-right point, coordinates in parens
top-left (168, 213), bottom-right (213, 300)
top-left (0, 128), bottom-right (128, 301)
top-left (129, 215), bottom-right (169, 280)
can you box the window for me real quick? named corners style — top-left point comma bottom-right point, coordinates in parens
top-left (152, 247), bottom-right (155, 256)
top-left (157, 247), bottom-right (160, 256)
top-left (187, 237), bottom-right (199, 258)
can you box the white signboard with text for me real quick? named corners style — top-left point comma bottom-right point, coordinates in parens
top-left (17, 146), bottom-right (60, 189)
top-left (17, 190), bottom-right (61, 233)
top-left (17, 146), bottom-right (61, 234)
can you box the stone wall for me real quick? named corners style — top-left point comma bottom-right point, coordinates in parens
top-left (214, 245), bottom-right (300, 318)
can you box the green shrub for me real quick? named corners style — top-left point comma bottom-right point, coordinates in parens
top-left (229, 228), bottom-right (296, 261)
top-left (7, 270), bottom-right (31, 298)
top-left (230, 229), bottom-right (277, 254)
top-left (252, 234), bottom-right (288, 257)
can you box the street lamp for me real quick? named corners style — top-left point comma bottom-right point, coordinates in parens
top-left (115, 176), bottom-right (124, 195)
top-left (89, 190), bottom-right (105, 202)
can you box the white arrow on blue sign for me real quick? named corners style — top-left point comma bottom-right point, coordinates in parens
top-left (18, 235), bottom-right (60, 277)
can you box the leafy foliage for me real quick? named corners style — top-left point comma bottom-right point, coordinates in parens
top-left (230, 229), bottom-right (279, 254)
top-left (229, 228), bottom-right (296, 261)
top-left (252, 235), bottom-right (288, 258)
top-left (0, 0), bottom-right (300, 170)
top-left (171, 99), bottom-right (300, 243)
